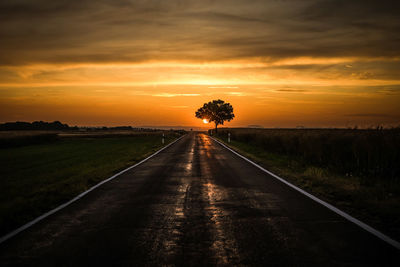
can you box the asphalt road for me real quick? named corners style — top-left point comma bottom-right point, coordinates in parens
top-left (0, 133), bottom-right (399, 266)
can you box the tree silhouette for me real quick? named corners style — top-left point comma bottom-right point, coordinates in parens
top-left (195, 99), bottom-right (234, 133)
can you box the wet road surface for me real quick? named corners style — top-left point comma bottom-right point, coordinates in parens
top-left (0, 133), bottom-right (399, 266)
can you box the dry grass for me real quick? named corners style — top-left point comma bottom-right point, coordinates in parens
top-left (215, 127), bottom-right (400, 185)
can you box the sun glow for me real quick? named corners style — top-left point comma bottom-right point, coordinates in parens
top-left (203, 119), bottom-right (209, 124)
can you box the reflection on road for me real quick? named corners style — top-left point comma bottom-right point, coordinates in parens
top-left (199, 134), bottom-right (239, 264)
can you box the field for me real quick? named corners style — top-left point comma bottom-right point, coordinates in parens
top-left (0, 130), bottom-right (183, 236)
top-left (214, 127), bottom-right (400, 240)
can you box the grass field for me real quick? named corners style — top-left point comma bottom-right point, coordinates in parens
top-left (0, 131), bottom-right (183, 236)
top-left (213, 128), bottom-right (400, 240)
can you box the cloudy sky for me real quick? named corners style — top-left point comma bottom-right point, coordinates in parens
top-left (1, 0), bottom-right (399, 127)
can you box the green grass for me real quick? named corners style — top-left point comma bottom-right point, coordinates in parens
top-left (0, 132), bottom-right (182, 236)
top-left (214, 129), bottom-right (400, 241)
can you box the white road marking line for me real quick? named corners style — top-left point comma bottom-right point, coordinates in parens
top-left (211, 136), bottom-right (400, 250)
top-left (0, 135), bottom-right (186, 245)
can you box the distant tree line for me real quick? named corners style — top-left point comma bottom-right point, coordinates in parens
top-left (0, 121), bottom-right (77, 131)
top-left (0, 121), bottom-right (186, 133)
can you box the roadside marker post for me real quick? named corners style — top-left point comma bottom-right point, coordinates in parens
top-left (228, 132), bottom-right (231, 143)
top-left (162, 133), bottom-right (165, 144)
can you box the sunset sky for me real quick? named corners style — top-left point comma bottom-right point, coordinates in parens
top-left (1, 0), bottom-right (399, 128)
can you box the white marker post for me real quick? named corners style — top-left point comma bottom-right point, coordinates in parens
top-left (162, 133), bottom-right (165, 144)
top-left (228, 132), bottom-right (231, 143)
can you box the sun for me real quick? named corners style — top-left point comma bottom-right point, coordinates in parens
top-left (203, 119), bottom-right (209, 124)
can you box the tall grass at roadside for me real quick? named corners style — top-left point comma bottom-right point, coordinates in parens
top-left (213, 128), bottom-right (400, 239)
top-left (214, 128), bottom-right (400, 186)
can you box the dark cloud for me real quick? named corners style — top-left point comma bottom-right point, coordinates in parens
top-left (0, 0), bottom-right (399, 65)
top-left (301, 0), bottom-right (400, 21)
